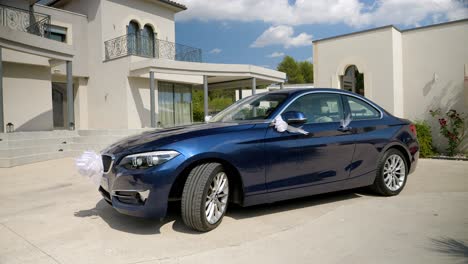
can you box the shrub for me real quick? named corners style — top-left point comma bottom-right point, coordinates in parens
top-left (430, 109), bottom-right (467, 156)
top-left (414, 121), bottom-right (434, 158)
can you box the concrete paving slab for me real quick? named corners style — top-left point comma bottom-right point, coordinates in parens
top-left (0, 158), bottom-right (467, 264)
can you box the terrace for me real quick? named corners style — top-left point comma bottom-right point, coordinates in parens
top-left (0, 3), bottom-right (51, 38)
top-left (104, 33), bottom-right (202, 62)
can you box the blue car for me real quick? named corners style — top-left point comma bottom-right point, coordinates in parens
top-left (99, 88), bottom-right (419, 232)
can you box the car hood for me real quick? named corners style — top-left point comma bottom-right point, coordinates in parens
top-left (103, 122), bottom-right (257, 155)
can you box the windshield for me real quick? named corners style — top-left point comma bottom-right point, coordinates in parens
top-left (210, 93), bottom-right (289, 122)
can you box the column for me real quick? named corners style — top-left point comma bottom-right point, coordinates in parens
top-left (0, 47), bottom-right (3, 133)
top-left (66, 61), bottom-right (74, 130)
top-left (238, 88), bottom-right (242, 100)
top-left (280, 82), bottom-right (284, 89)
top-left (251, 77), bottom-right (256, 95)
top-left (150, 71), bottom-right (156, 128)
top-left (203, 75), bottom-right (209, 122)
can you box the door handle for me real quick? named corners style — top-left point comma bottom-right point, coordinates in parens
top-left (338, 126), bottom-right (352, 132)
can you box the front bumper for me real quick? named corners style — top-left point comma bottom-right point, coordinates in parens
top-left (98, 154), bottom-right (186, 219)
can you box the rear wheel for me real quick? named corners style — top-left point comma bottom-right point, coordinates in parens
top-left (181, 163), bottom-right (229, 232)
top-left (371, 149), bottom-right (408, 196)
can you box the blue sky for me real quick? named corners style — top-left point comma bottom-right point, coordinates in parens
top-left (175, 0), bottom-right (468, 69)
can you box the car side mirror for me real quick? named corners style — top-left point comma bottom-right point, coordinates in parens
top-left (282, 111), bottom-right (307, 125)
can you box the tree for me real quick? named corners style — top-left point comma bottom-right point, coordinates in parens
top-left (191, 88), bottom-right (235, 122)
top-left (277, 56), bottom-right (304, 84)
top-left (277, 56), bottom-right (314, 84)
top-left (299, 61), bottom-right (313, 83)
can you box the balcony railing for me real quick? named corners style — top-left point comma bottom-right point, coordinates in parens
top-left (104, 33), bottom-right (202, 63)
top-left (0, 4), bottom-right (51, 38)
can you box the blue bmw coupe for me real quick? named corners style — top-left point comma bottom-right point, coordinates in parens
top-left (99, 88), bottom-right (419, 232)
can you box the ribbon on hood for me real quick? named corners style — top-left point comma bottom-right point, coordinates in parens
top-left (273, 115), bottom-right (309, 135)
top-left (75, 151), bottom-right (103, 186)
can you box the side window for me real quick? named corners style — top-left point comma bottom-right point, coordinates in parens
top-left (345, 96), bottom-right (380, 120)
top-left (284, 93), bottom-right (344, 124)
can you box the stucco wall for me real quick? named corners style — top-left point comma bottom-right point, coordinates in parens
top-left (3, 62), bottom-right (53, 131)
top-left (313, 27), bottom-right (398, 115)
top-left (101, 0), bottom-right (176, 45)
top-left (127, 77), bottom-right (156, 128)
top-left (35, 4), bottom-right (89, 77)
top-left (402, 21), bottom-right (468, 151)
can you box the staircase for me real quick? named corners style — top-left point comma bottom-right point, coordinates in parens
top-left (0, 129), bottom-right (152, 168)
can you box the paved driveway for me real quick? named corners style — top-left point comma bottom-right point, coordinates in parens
top-left (0, 158), bottom-right (467, 264)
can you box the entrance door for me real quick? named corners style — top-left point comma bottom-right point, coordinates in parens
top-left (52, 83), bottom-right (67, 129)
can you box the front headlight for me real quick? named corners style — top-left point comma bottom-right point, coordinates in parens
top-left (120, 150), bottom-right (180, 169)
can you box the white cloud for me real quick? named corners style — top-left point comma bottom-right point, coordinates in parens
top-left (306, 57), bottom-right (313, 62)
top-left (267, 51), bottom-right (285, 58)
top-left (251, 25), bottom-right (312, 48)
top-left (209, 48), bottom-right (222, 54)
top-left (176, 0), bottom-right (468, 28)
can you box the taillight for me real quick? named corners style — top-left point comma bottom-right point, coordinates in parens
top-left (409, 123), bottom-right (417, 137)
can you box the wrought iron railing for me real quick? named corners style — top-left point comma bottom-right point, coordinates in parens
top-left (0, 4), bottom-right (50, 38)
top-left (104, 33), bottom-right (202, 62)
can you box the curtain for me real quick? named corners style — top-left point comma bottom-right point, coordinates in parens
top-left (127, 21), bottom-right (139, 55)
top-left (174, 84), bottom-right (192, 125)
top-left (158, 82), bottom-right (192, 127)
top-left (141, 25), bottom-right (154, 57)
top-left (158, 82), bottom-right (174, 127)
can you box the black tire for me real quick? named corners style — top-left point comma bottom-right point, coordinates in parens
top-left (370, 149), bottom-right (408, 196)
top-left (181, 162), bottom-right (228, 232)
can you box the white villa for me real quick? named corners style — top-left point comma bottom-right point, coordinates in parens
top-left (0, 0), bottom-right (286, 132)
top-left (313, 19), bottom-right (468, 151)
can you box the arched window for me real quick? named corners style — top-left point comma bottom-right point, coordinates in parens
top-left (141, 24), bottom-right (155, 57)
top-left (341, 65), bottom-right (365, 96)
top-left (127, 20), bottom-right (140, 55)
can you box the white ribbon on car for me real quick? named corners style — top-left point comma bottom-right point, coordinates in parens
top-left (75, 151), bottom-right (103, 186)
top-left (273, 115), bottom-right (309, 135)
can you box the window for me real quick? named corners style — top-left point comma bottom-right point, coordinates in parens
top-left (284, 93), bottom-right (344, 124)
top-left (46, 25), bottom-right (67, 43)
top-left (141, 25), bottom-right (155, 57)
top-left (127, 20), bottom-right (140, 54)
top-left (210, 93), bottom-right (288, 122)
top-left (344, 96), bottom-right (380, 120)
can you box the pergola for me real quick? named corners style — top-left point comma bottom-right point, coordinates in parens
top-left (130, 59), bottom-right (287, 127)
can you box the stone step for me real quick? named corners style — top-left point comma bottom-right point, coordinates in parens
top-left (0, 129), bottom-right (157, 167)
top-left (70, 143), bottom-right (112, 153)
top-left (0, 130), bottom-right (78, 140)
top-left (71, 135), bottom-right (128, 144)
top-left (0, 137), bottom-right (75, 149)
top-left (0, 144), bottom-right (74, 158)
top-left (0, 150), bottom-right (81, 168)
top-left (77, 129), bottom-right (151, 137)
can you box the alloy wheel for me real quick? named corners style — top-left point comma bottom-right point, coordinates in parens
top-left (383, 154), bottom-right (406, 191)
top-left (205, 172), bottom-right (229, 224)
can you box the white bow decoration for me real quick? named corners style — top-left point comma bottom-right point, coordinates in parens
top-left (274, 115), bottom-right (309, 135)
top-left (340, 113), bottom-right (352, 129)
top-left (75, 151), bottom-right (104, 186)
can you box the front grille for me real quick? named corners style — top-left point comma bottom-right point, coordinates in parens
top-left (102, 154), bottom-right (114, 174)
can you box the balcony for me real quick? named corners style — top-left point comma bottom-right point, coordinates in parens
top-left (0, 4), bottom-right (51, 38)
top-left (104, 33), bottom-right (202, 63)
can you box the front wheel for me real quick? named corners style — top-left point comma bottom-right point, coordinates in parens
top-left (371, 149), bottom-right (408, 196)
top-left (181, 163), bottom-right (229, 232)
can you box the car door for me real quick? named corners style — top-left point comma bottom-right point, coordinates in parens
top-left (264, 92), bottom-right (356, 193)
top-left (341, 95), bottom-right (388, 178)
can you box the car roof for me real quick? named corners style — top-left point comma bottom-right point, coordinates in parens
top-left (268, 88), bottom-right (355, 96)
top-left (267, 87), bottom-right (391, 116)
